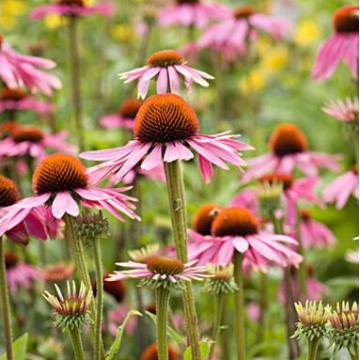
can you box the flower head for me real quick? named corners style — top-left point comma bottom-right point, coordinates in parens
top-left (30, 0), bottom-right (115, 19)
top-left (322, 97), bottom-right (359, 123)
top-left (42, 263), bottom-right (75, 282)
top-left (312, 5), bottom-right (359, 80)
top-left (107, 255), bottom-right (207, 290)
top-left (128, 243), bottom-right (160, 263)
top-left (192, 203), bottom-right (222, 235)
top-left (100, 99), bottom-right (142, 129)
top-left (293, 300), bottom-right (331, 341)
top-left (0, 174), bottom-right (20, 207)
top-left (103, 273), bottom-right (127, 302)
top-left (328, 301), bottom-right (359, 356)
top-left (204, 265), bottom-right (237, 294)
top-left (140, 342), bottom-right (178, 360)
top-left (119, 50), bottom-right (214, 99)
top-left (242, 123), bottom-right (340, 181)
top-left (0, 35), bottom-right (61, 95)
top-left (81, 94), bottom-right (253, 184)
top-left (43, 281), bottom-right (91, 330)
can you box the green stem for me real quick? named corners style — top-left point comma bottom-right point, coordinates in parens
top-left (307, 338), bottom-right (320, 360)
top-left (93, 239), bottom-right (104, 360)
top-left (256, 272), bottom-right (268, 344)
top-left (67, 16), bottom-right (84, 151)
top-left (164, 160), bottom-right (201, 360)
top-left (234, 251), bottom-right (246, 360)
top-left (209, 293), bottom-right (225, 360)
top-left (69, 327), bottom-right (86, 360)
top-left (221, 301), bottom-right (230, 360)
top-left (296, 212), bottom-right (307, 298)
top-left (155, 288), bottom-right (170, 360)
top-left (0, 237), bottom-right (14, 360)
top-left (214, 52), bottom-right (223, 129)
top-left (350, 347), bottom-right (359, 360)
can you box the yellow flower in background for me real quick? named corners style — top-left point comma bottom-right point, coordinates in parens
top-left (44, 14), bottom-right (65, 29)
top-left (295, 19), bottom-right (321, 47)
top-left (111, 24), bottom-right (135, 43)
top-left (0, 0), bottom-right (27, 29)
top-left (83, 0), bottom-right (95, 5)
top-left (262, 46), bottom-right (289, 72)
top-left (239, 68), bottom-right (267, 95)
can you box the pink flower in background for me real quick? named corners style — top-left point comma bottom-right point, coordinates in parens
top-left (198, 5), bottom-right (291, 60)
top-left (323, 168), bottom-right (359, 209)
top-left (322, 97), bottom-right (359, 122)
top-left (0, 154), bottom-right (139, 228)
top-left (30, 0), bottom-right (115, 19)
top-left (5, 252), bottom-right (41, 293)
top-left (119, 50), bottom-right (214, 99)
top-left (100, 99), bottom-right (142, 129)
top-left (0, 35), bottom-right (61, 96)
top-left (312, 5), bottom-right (359, 80)
top-left (229, 190), bottom-right (258, 214)
top-left (0, 175), bottom-right (58, 245)
top-left (299, 210), bottom-right (336, 248)
top-left (278, 266), bottom-right (330, 303)
top-left (247, 302), bottom-right (261, 322)
top-left (242, 124), bottom-right (340, 182)
top-left (0, 126), bottom-right (75, 160)
top-left (346, 249), bottom-right (359, 264)
top-left (0, 87), bottom-right (54, 114)
top-left (189, 207), bottom-right (302, 268)
top-left (81, 94), bottom-right (253, 184)
top-left (115, 164), bottom-right (166, 185)
top-left (158, 0), bottom-right (229, 29)
top-left (107, 306), bottom-right (137, 336)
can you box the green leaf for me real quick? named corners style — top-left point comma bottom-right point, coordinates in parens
top-left (327, 276), bottom-right (358, 288)
top-left (145, 311), bottom-right (184, 346)
top-left (183, 341), bottom-right (211, 360)
top-left (0, 333), bottom-right (28, 360)
top-left (105, 310), bottom-right (142, 360)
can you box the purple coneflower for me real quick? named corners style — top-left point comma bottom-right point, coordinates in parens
top-left (322, 97), bottom-right (359, 122)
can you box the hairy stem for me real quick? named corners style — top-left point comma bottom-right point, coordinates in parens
top-left (69, 327), bottom-right (86, 360)
top-left (155, 288), bottom-right (170, 360)
top-left (209, 292), bottom-right (225, 360)
top-left (164, 160), bottom-right (201, 360)
top-left (234, 251), bottom-right (246, 360)
top-left (67, 17), bottom-right (84, 151)
top-left (0, 237), bottom-right (13, 360)
top-left (256, 272), bottom-right (268, 345)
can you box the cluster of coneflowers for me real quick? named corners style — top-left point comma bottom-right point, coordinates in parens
top-left (0, 0), bottom-right (358, 360)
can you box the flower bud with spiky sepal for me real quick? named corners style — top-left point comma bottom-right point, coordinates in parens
top-left (43, 281), bottom-right (92, 331)
top-left (256, 180), bottom-right (283, 217)
top-left (128, 243), bottom-right (160, 263)
top-left (73, 211), bottom-right (109, 247)
top-left (204, 265), bottom-right (238, 295)
top-left (328, 301), bottom-right (359, 358)
top-left (293, 301), bottom-right (331, 342)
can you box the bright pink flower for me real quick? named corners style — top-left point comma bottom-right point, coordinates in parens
top-left (299, 209), bottom-right (336, 248)
top-left (0, 154), bottom-right (139, 234)
top-left (5, 252), bottom-right (41, 293)
top-left (312, 5), bottom-right (359, 80)
top-left (0, 35), bottom-right (61, 96)
top-left (158, 0), bottom-right (229, 29)
top-left (119, 50), bottom-right (214, 99)
top-left (278, 266), bottom-right (330, 303)
top-left (107, 306), bottom-right (137, 336)
top-left (30, 0), bottom-right (115, 19)
top-left (0, 126), bottom-right (75, 160)
top-left (188, 207), bottom-right (302, 268)
top-left (81, 94), bottom-right (253, 184)
top-left (322, 97), bottom-right (359, 122)
top-left (242, 124), bottom-right (340, 182)
top-left (323, 168), bottom-right (359, 209)
top-left (0, 87), bottom-right (54, 114)
top-left (99, 99), bottom-right (142, 129)
top-left (0, 175), bottom-right (58, 245)
top-left (198, 5), bottom-right (292, 61)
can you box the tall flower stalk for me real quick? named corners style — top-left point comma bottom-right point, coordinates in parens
top-left (0, 236), bottom-right (14, 360)
top-left (164, 160), bottom-right (201, 360)
top-left (155, 287), bottom-right (171, 360)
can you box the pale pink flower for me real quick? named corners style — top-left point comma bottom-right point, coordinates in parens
top-left (322, 97), bottom-right (359, 122)
top-left (188, 207), bottom-right (302, 269)
top-left (5, 252), bottom-right (41, 293)
top-left (278, 266), bottom-right (330, 303)
top-left (119, 50), bottom-right (214, 99)
top-left (117, 164), bottom-right (166, 185)
top-left (0, 88), bottom-right (54, 114)
top-left (346, 249), bottom-right (359, 264)
top-left (323, 168), bottom-right (359, 209)
top-left (0, 35), bottom-right (61, 96)
top-left (158, 0), bottom-right (229, 29)
top-left (30, 0), bottom-right (115, 19)
top-left (312, 5), bottom-right (359, 80)
top-left (99, 99), bottom-right (142, 129)
top-left (242, 124), bottom-right (340, 182)
top-left (0, 126), bottom-right (75, 160)
top-left (0, 175), bottom-right (58, 245)
top-left (299, 209), bottom-right (336, 248)
top-left (247, 302), bottom-right (261, 322)
top-left (198, 5), bottom-right (292, 61)
top-left (0, 154), bottom-right (139, 234)
top-left (81, 94), bottom-right (253, 184)
top-left (107, 306), bottom-right (137, 336)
